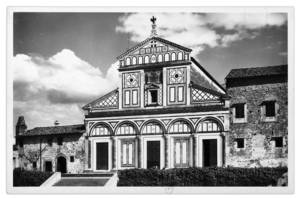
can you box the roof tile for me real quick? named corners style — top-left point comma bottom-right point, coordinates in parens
top-left (226, 65), bottom-right (287, 79)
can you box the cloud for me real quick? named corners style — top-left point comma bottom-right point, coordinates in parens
top-left (116, 13), bottom-right (287, 54)
top-left (13, 49), bottom-right (120, 128)
top-left (205, 13), bottom-right (287, 30)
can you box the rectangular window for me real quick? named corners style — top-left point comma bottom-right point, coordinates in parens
top-left (32, 161), bottom-right (37, 169)
top-left (57, 137), bottom-right (63, 146)
top-left (45, 161), bottom-right (52, 172)
top-left (121, 140), bottom-right (135, 166)
top-left (235, 104), bottom-right (245, 118)
top-left (132, 90), bottom-right (138, 105)
top-left (47, 138), bottom-right (53, 146)
top-left (236, 138), bottom-right (245, 148)
top-left (70, 156), bottom-right (74, 162)
top-left (125, 90), bottom-right (130, 105)
top-left (175, 142), bottom-right (180, 164)
top-left (265, 101), bottom-right (276, 117)
top-left (169, 87), bottom-right (175, 102)
top-left (19, 140), bottom-right (23, 148)
top-left (273, 137), bottom-right (283, 147)
top-left (174, 139), bottom-right (189, 167)
top-left (178, 86), bottom-right (184, 102)
top-left (149, 90), bottom-right (158, 104)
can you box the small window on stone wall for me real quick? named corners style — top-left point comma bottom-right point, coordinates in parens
top-left (232, 103), bottom-right (247, 123)
top-left (57, 137), bottom-right (63, 146)
top-left (19, 140), bottom-right (23, 148)
top-left (235, 104), bottom-right (245, 118)
top-left (236, 138), bottom-right (245, 148)
top-left (47, 138), bottom-right (53, 146)
top-left (272, 137), bottom-right (283, 147)
top-left (32, 161), bottom-right (37, 169)
top-left (70, 156), bottom-right (75, 162)
top-left (265, 101), bottom-right (276, 117)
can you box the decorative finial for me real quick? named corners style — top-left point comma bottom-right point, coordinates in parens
top-left (150, 16), bottom-right (158, 37)
top-left (150, 16), bottom-right (156, 25)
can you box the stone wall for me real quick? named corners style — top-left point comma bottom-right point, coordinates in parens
top-left (17, 134), bottom-right (86, 173)
top-left (226, 82), bottom-right (288, 167)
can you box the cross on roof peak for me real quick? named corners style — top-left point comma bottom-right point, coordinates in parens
top-left (150, 16), bottom-right (157, 25)
top-left (150, 16), bottom-right (158, 37)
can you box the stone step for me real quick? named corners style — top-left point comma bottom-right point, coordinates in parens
top-left (53, 177), bottom-right (109, 186)
top-left (61, 173), bottom-right (114, 178)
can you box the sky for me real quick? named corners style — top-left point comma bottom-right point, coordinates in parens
top-left (13, 12), bottom-right (288, 129)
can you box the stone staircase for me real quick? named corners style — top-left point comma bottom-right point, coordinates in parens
top-left (53, 172), bottom-right (115, 186)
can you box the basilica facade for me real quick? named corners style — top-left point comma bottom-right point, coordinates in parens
top-left (82, 18), bottom-right (230, 172)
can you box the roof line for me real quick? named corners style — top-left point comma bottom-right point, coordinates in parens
top-left (190, 82), bottom-right (229, 99)
top-left (191, 57), bottom-right (226, 93)
top-left (225, 64), bottom-right (288, 79)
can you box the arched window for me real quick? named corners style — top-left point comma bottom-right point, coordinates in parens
top-left (171, 52), bottom-right (176, 61)
top-left (126, 57), bottom-right (131, 65)
top-left (142, 122), bottom-right (163, 134)
top-left (144, 56), bottom-right (149, 64)
top-left (164, 53), bottom-right (170, 62)
top-left (178, 52), bottom-right (183, 60)
top-left (138, 56), bottom-right (143, 64)
top-left (169, 120), bottom-right (192, 134)
top-left (132, 57), bottom-right (137, 65)
top-left (151, 55), bottom-right (156, 63)
top-left (158, 54), bottom-right (163, 62)
top-left (90, 124), bottom-right (111, 136)
top-left (197, 119), bottom-right (222, 133)
top-left (116, 123), bottom-right (136, 135)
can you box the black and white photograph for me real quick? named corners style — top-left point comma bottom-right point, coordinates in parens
top-left (6, 7), bottom-right (294, 193)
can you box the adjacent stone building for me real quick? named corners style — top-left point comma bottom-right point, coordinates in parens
top-left (15, 116), bottom-right (86, 173)
top-left (225, 65), bottom-right (288, 167)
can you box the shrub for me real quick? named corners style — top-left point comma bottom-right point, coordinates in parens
top-left (117, 167), bottom-right (287, 186)
top-left (13, 168), bottom-right (53, 186)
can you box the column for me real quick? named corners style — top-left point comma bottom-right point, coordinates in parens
top-left (164, 134), bottom-right (168, 168)
top-left (137, 135), bottom-right (142, 168)
top-left (111, 136), bottom-right (116, 170)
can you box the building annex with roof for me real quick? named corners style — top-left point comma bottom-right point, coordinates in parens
top-left (14, 116), bottom-right (86, 173)
top-left (225, 65), bottom-right (288, 167)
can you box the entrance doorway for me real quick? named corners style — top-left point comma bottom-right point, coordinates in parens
top-left (56, 156), bottom-right (67, 173)
top-left (96, 142), bottom-right (109, 170)
top-left (147, 141), bottom-right (160, 169)
top-left (203, 139), bottom-right (217, 167)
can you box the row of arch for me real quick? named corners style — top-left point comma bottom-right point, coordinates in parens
top-left (122, 51), bottom-right (188, 66)
top-left (89, 117), bottom-right (223, 137)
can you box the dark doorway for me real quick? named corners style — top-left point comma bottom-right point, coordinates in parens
top-left (203, 139), bottom-right (217, 167)
top-left (147, 141), bottom-right (160, 169)
top-left (45, 161), bottom-right (52, 172)
top-left (56, 156), bottom-right (67, 173)
top-left (96, 142), bottom-right (109, 170)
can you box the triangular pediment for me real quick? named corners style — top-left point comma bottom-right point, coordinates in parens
top-left (82, 89), bottom-right (119, 110)
top-left (117, 37), bottom-right (192, 61)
